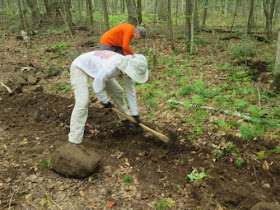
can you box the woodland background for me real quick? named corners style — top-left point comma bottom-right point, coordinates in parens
top-left (0, 0), bottom-right (280, 209)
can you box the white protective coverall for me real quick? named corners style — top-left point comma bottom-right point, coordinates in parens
top-left (68, 50), bottom-right (138, 144)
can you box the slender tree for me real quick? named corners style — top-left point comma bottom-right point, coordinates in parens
top-left (17, 0), bottom-right (25, 30)
top-left (202, 0), bottom-right (209, 29)
top-left (101, 0), bottom-right (109, 30)
top-left (190, 0), bottom-right (196, 54)
top-left (126, 0), bottom-right (138, 25)
top-left (64, 0), bottom-right (74, 33)
top-left (185, 0), bottom-right (192, 51)
top-left (230, 0), bottom-right (239, 32)
top-left (247, 0), bottom-right (255, 34)
top-left (158, 0), bottom-right (168, 20)
top-left (168, 0), bottom-right (174, 50)
top-left (262, 0), bottom-right (276, 39)
top-left (137, 0), bottom-right (142, 25)
top-left (153, 0), bottom-right (158, 25)
top-left (26, 0), bottom-right (41, 28)
top-left (271, 30), bottom-right (280, 90)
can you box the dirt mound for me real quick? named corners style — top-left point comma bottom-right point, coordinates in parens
top-left (51, 143), bottom-right (101, 178)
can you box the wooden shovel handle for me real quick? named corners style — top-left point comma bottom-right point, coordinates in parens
top-left (111, 108), bottom-right (169, 144)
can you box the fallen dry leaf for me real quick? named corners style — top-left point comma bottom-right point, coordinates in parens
top-left (20, 138), bottom-right (28, 145)
top-left (262, 160), bottom-right (269, 170)
top-left (25, 193), bottom-right (32, 200)
top-left (106, 201), bottom-right (115, 208)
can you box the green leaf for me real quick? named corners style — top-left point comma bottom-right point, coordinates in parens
top-left (192, 95), bottom-right (204, 104)
top-left (182, 100), bottom-right (191, 109)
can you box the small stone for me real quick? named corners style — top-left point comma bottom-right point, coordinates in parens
top-left (32, 85), bottom-right (43, 92)
top-left (251, 202), bottom-right (280, 210)
top-left (14, 76), bottom-right (27, 85)
top-left (28, 75), bottom-right (38, 85)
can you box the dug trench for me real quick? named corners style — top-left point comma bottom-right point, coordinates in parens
top-left (0, 91), bottom-right (279, 209)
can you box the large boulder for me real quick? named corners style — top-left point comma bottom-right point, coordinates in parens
top-left (51, 143), bottom-right (101, 178)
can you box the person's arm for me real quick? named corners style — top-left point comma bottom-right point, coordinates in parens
top-left (93, 71), bottom-right (110, 104)
top-left (124, 76), bottom-right (138, 115)
top-left (122, 27), bottom-right (134, 55)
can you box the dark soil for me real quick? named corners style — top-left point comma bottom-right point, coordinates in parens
top-left (0, 91), bottom-right (279, 209)
top-left (0, 28), bottom-right (280, 209)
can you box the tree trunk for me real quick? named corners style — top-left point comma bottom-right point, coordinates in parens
top-left (153, 0), bottom-right (158, 25)
top-left (190, 0), bottom-right (195, 54)
top-left (158, 0), bottom-right (168, 20)
top-left (175, 0), bottom-right (179, 26)
top-left (126, 0), bottom-right (138, 25)
top-left (63, 0), bottom-right (74, 33)
top-left (224, 0), bottom-right (228, 17)
top-left (275, 30), bottom-right (280, 75)
top-left (77, 0), bottom-right (82, 22)
top-left (271, 30), bottom-right (280, 90)
top-left (230, 0), bottom-right (239, 31)
top-left (247, 0), bottom-right (255, 34)
top-left (137, 0), bottom-right (142, 25)
top-left (43, 0), bottom-right (52, 18)
top-left (262, 0), bottom-right (276, 39)
top-left (202, 0), bottom-right (209, 29)
top-left (101, 0), bottom-right (109, 30)
top-left (185, 0), bottom-right (192, 52)
top-left (121, 0), bottom-right (125, 14)
top-left (85, 0), bottom-right (93, 26)
top-left (17, 0), bottom-right (25, 30)
top-left (168, 0), bottom-right (174, 50)
top-left (44, 0), bottom-right (61, 26)
top-left (26, 0), bottom-right (41, 28)
top-left (194, 0), bottom-right (199, 32)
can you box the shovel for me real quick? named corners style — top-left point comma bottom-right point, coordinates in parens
top-left (112, 108), bottom-right (169, 144)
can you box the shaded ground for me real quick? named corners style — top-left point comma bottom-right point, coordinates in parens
top-left (0, 27), bottom-right (280, 209)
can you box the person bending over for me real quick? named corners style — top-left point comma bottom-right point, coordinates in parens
top-left (100, 23), bottom-right (146, 55)
top-left (68, 50), bottom-right (149, 144)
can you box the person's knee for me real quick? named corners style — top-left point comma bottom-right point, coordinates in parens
top-left (75, 99), bottom-right (89, 110)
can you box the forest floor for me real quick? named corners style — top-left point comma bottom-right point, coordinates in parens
top-left (0, 25), bottom-right (280, 210)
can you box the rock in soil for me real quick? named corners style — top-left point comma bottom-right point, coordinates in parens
top-left (250, 202), bottom-right (280, 210)
top-left (51, 143), bottom-right (101, 178)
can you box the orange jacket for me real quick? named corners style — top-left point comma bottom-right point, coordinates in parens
top-left (100, 23), bottom-right (134, 55)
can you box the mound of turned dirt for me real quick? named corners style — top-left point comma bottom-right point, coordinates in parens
top-left (51, 143), bottom-right (101, 178)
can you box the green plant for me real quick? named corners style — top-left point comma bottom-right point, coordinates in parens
top-left (271, 146), bottom-right (280, 154)
top-left (192, 94), bottom-right (204, 104)
top-left (122, 175), bottom-right (134, 184)
top-left (166, 101), bottom-right (181, 110)
top-left (193, 80), bottom-right (205, 92)
top-left (213, 149), bottom-right (223, 159)
top-left (27, 153), bottom-right (37, 158)
top-left (235, 157), bottom-right (245, 167)
top-left (225, 144), bottom-right (239, 154)
top-left (257, 151), bottom-right (266, 160)
top-left (239, 125), bottom-right (263, 140)
top-left (61, 70), bottom-right (70, 75)
top-left (234, 100), bottom-right (248, 111)
top-left (38, 159), bottom-right (51, 170)
top-left (147, 98), bottom-right (158, 108)
top-left (228, 38), bottom-right (256, 61)
top-left (40, 197), bottom-right (51, 207)
top-left (175, 76), bottom-right (188, 86)
top-left (50, 42), bottom-right (72, 51)
top-left (179, 86), bottom-right (193, 96)
top-left (156, 198), bottom-right (175, 210)
top-left (185, 167), bottom-right (207, 182)
top-left (49, 84), bottom-right (58, 91)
